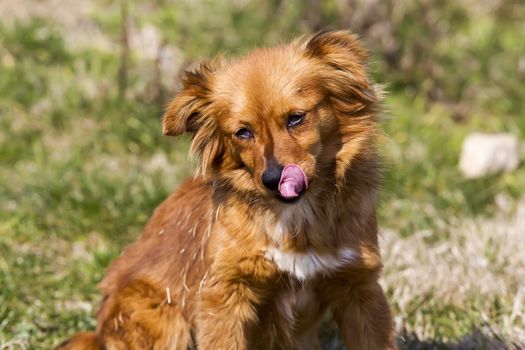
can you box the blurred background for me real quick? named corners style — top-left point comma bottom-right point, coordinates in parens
top-left (0, 0), bottom-right (524, 349)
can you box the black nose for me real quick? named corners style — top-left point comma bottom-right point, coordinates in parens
top-left (261, 164), bottom-right (284, 191)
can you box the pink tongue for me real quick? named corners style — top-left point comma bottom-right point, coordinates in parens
top-left (278, 164), bottom-right (308, 199)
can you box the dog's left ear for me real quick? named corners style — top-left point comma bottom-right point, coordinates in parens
top-left (305, 31), bottom-right (381, 179)
top-left (305, 30), bottom-right (368, 67)
top-left (304, 30), bottom-right (380, 104)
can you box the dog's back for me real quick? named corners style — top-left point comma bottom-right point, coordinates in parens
top-left (58, 332), bottom-right (99, 350)
top-left (60, 179), bottom-right (212, 349)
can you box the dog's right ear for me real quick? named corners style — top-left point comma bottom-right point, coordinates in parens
top-left (162, 62), bottom-right (225, 178)
top-left (162, 63), bottom-right (214, 136)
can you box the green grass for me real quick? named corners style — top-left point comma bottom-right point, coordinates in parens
top-left (1, 2), bottom-right (524, 349)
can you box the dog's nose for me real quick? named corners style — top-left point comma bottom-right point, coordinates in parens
top-left (261, 164), bottom-right (284, 191)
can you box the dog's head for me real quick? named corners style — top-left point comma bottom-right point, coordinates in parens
top-left (163, 31), bottom-right (380, 205)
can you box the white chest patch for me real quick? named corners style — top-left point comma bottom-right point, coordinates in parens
top-left (265, 247), bottom-right (357, 280)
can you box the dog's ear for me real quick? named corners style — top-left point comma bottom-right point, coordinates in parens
top-left (162, 63), bottom-right (214, 136)
top-left (305, 31), bottom-right (381, 179)
top-left (162, 63), bottom-right (224, 177)
top-left (305, 30), bottom-right (368, 67)
top-left (304, 30), bottom-right (380, 105)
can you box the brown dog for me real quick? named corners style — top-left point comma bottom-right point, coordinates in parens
top-left (59, 31), bottom-right (395, 350)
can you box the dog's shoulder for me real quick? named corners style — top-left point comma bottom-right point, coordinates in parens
top-left (98, 178), bottom-right (213, 294)
top-left (141, 177), bottom-right (214, 239)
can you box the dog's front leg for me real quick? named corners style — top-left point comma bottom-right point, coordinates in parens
top-left (196, 281), bottom-right (258, 350)
top-left (330, 280), bottom-right (396, 350)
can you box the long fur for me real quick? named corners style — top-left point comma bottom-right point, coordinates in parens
top-left (59, 31), bottom-right (396, 350)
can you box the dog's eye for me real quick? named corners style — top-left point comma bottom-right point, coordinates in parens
top-left (235, 127), bottom-right (253, 140)
top-left (287, 112), bottom-right (305, 129)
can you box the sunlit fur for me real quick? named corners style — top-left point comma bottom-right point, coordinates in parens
top-left (59, 31), bottom-right (396, 350)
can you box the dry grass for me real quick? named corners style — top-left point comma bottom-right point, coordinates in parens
top-left (382, 197), bottom-right (525, 347)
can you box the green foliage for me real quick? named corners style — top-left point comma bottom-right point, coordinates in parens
top-left (0, 18), bottom-right (70, 65)
top-left (379, 93), bottom-right (525, 236)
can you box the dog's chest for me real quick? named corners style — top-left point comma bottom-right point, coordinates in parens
top-left (265, 247), bottom-right (356, 280)
top-left (264, 210), bottom-right (357, 281)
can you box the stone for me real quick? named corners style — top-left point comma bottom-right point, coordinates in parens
top-left (459, 133), bottom-right (520, 179)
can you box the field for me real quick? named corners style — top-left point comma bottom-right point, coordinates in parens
top-left (1, 1), bottom-right (524, 349)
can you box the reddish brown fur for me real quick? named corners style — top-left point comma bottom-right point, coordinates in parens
top-left (60, 31), bottom-right (395, 350)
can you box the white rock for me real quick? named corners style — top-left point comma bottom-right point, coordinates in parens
top-left (459, 133), bottom-right (520, 179)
